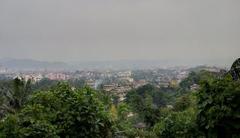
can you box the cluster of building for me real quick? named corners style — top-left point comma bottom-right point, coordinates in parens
top-left (16, 73), bottom-right (70, 82)
top-left (0, 65), bottom-right (223, 101)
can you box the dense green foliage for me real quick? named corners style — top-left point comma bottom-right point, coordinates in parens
top-left (153, 108), bottom-right (201, 138)
top-left (0, 83), bottom-right (112, 137)
top-left (32, 78), bottom-right (86, 91)
top-left (179, 70), bottom-right (219, 90)
top-left (0, 78), bottom-right (32, 118)
top-left (126, 84), bottom-right (170, 109)
top-left (125, 84), bottom-right (167, 127)
top-left (197, 75), bottom-right (240, 137)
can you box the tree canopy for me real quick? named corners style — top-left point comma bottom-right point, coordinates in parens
top-left (0, 83), bottom-right (113, 138)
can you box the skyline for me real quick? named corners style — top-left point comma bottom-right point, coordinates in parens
top-left (0, 0), bottom-right (240, 66)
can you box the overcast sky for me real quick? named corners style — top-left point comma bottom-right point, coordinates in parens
top-left (0, 0), bottom-right (239, 66)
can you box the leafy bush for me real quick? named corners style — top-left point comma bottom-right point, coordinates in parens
top-left (197, 75), bottom-right (240, 137)
top-left (0, 83), bottom-right (113, 137)
top-left (153, 108), bottom-right (202, 138)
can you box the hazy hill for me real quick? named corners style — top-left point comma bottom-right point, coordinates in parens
top-left (0, 58), bottom-right (71, 71)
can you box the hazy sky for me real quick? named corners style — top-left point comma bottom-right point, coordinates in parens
top-left (0, 0), bottom-right (240, 65)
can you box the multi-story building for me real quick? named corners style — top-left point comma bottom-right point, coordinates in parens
top-left (46, 73), bottom-right (70, 80)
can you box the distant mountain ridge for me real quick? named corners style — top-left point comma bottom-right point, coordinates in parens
top-left (0, 59), bottom-right (182, 71)
top-left (0, 58), bottom-right (71, 71)
top-left (0, 58), bottom-right (227, 71)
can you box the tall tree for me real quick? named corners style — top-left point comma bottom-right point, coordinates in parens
top-left (0, 78), bottom-right (32, 117)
